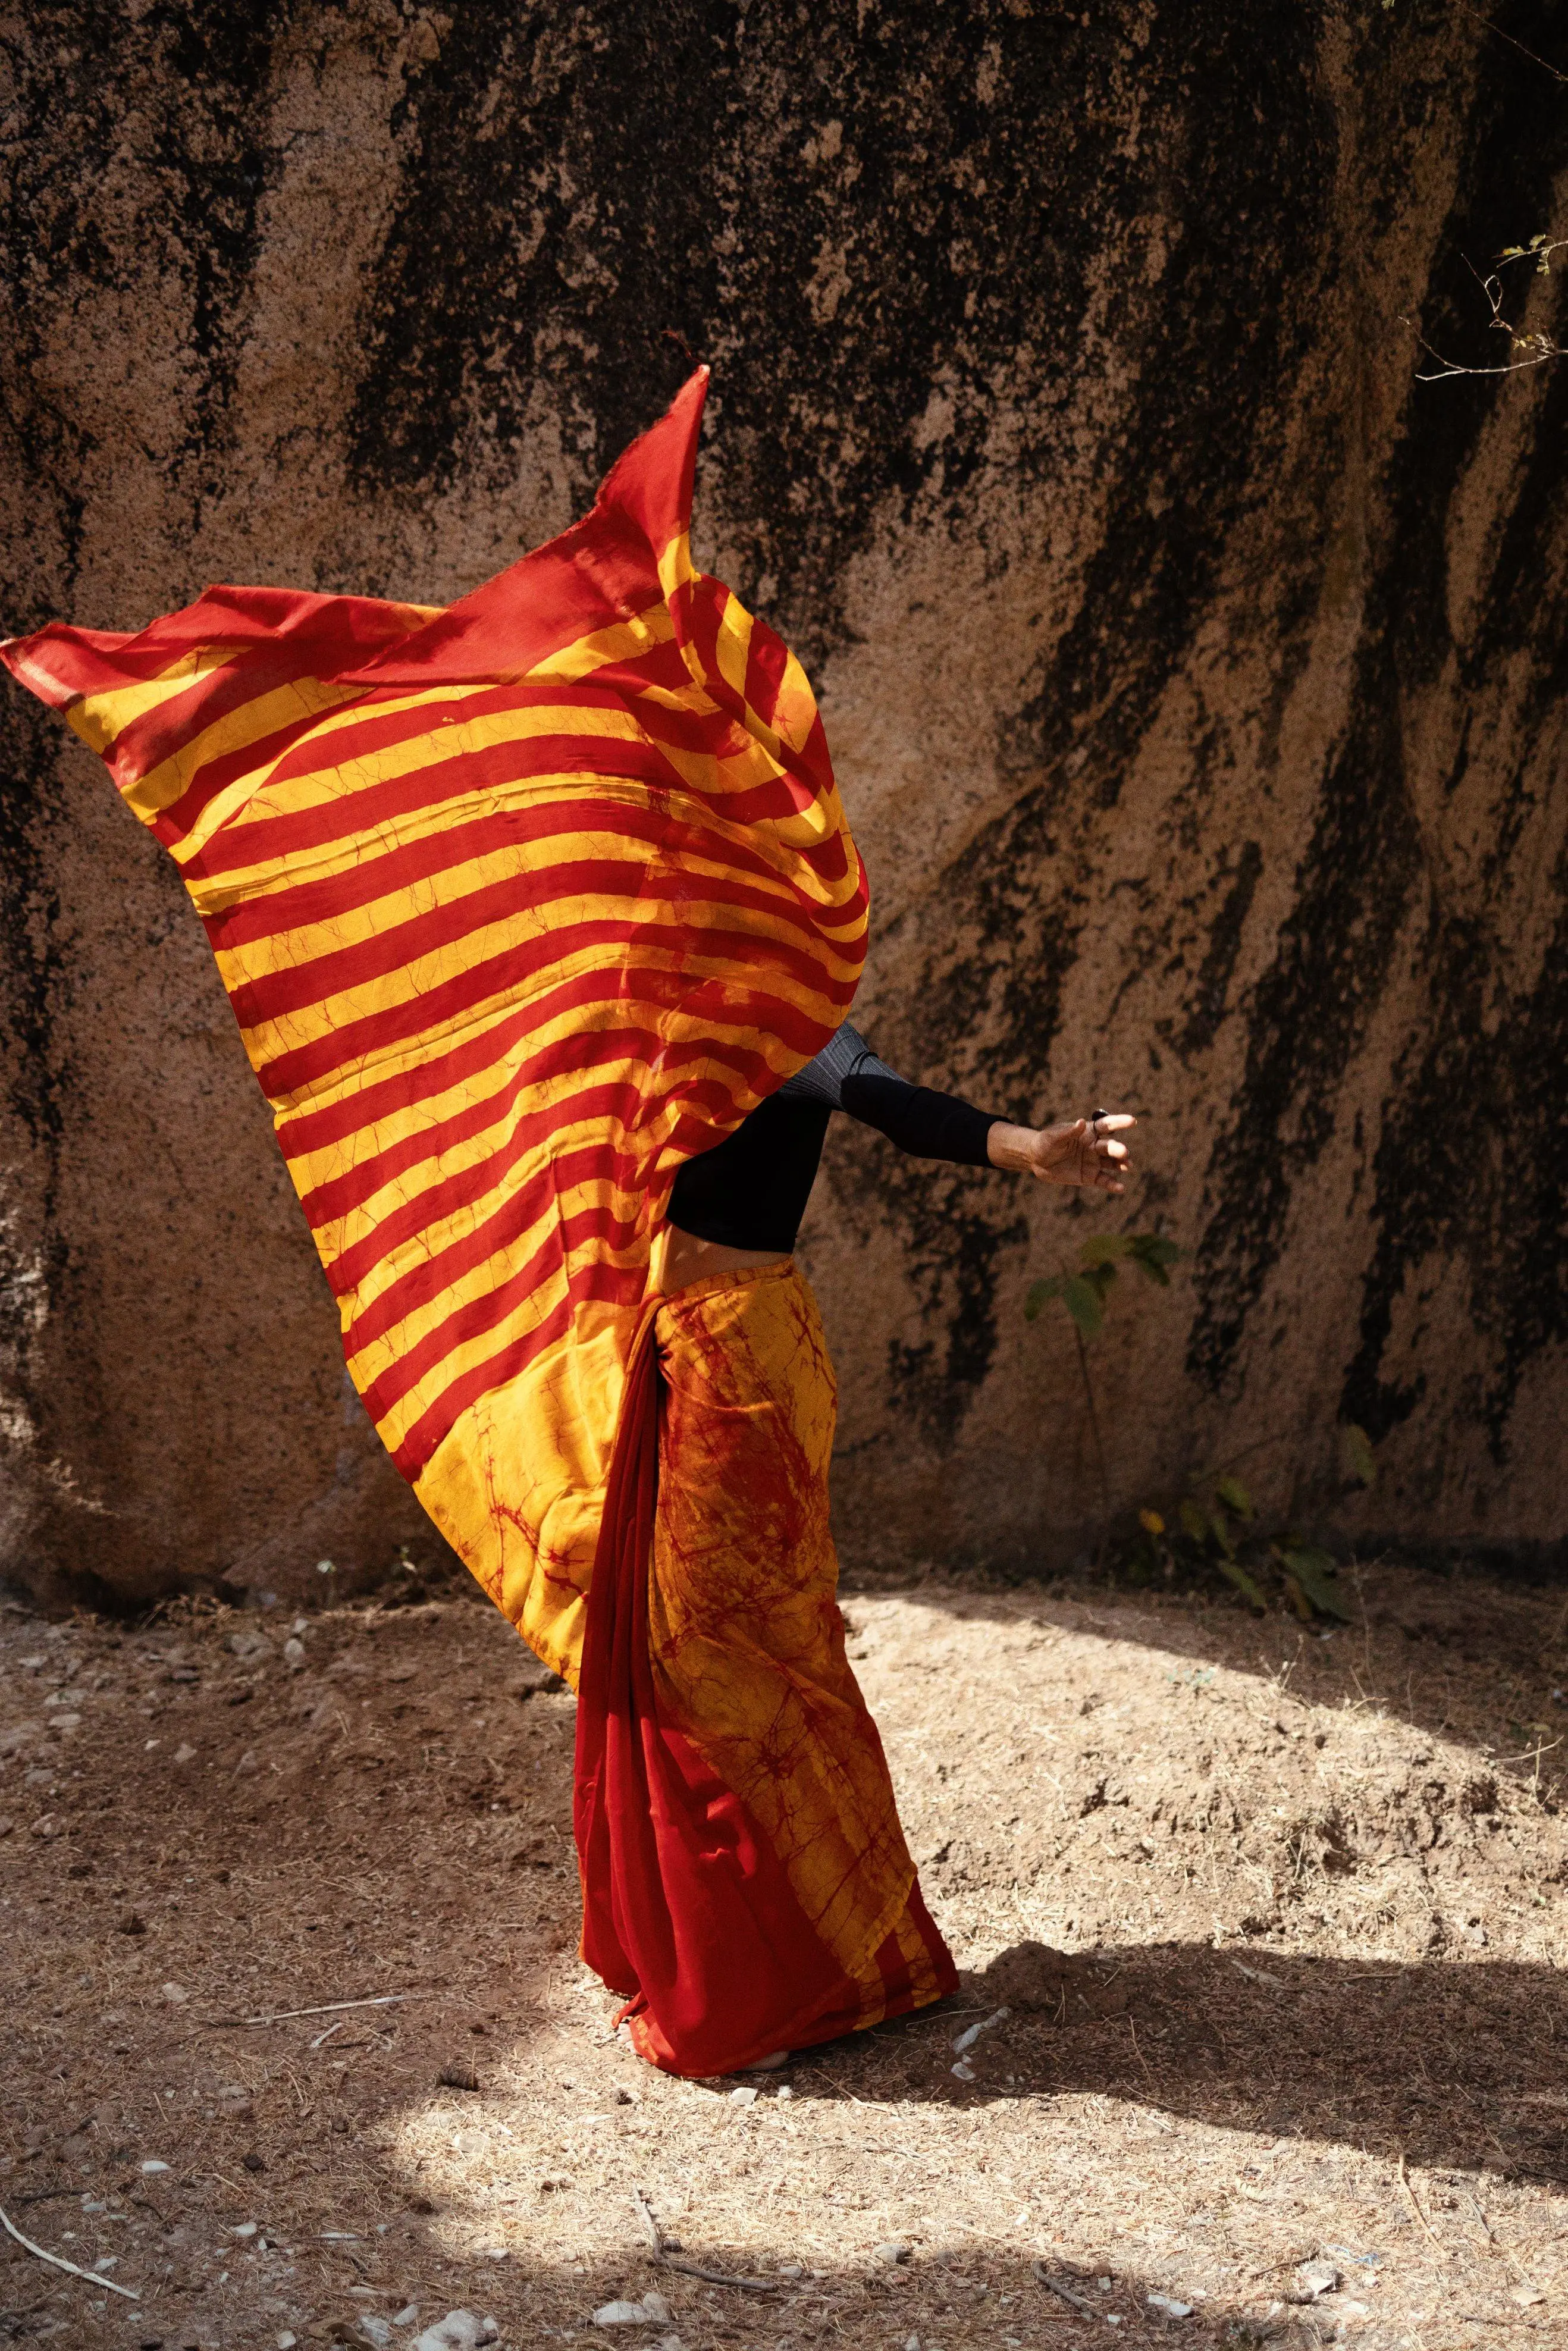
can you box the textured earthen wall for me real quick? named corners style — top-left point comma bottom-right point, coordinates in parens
top-left (2, 1), bottom-right (1564, 1607)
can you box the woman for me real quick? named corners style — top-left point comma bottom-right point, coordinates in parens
top-left (3, 368), bottom-right (1132, 2079)
top-left (578, 1023), bottom-right (1133, 2075)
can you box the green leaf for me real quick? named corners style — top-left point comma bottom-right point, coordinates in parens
top-left (1080, 1234), bottom-right (1139, 1268)
top-left (1342, 1424), bottom-right (1376, 1488)
top-left (1277, 1545), bottom-right (1354, 1623)
top-left (1084, 1262), bottom-right (1119, 1299)
top-left (1215, 1474), bottom-right (1254, 1519)
top-left (1207, 1509), bottom-right (1235, 1560)
top-left (1215, 1557), bottom-right (1268, 1612)
top-left (1128, 1233), bottom-right (1184, 1286)
top-left (1024, 1275), bottom-right (1065, 1322)
top-left (1178, 1497), bottom-right (1209, 1546)
top-left (1062, 1274), bottom-right (1105, 1337)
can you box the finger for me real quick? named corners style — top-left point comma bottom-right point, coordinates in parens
top-left (1093, 1113), bottom-right (1137, 1131)
top-left (1097, 1139), bottom-right (1128, 1162)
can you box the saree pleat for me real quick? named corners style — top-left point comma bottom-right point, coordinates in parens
top-left (575, 1265), bottom-right (955, 2076)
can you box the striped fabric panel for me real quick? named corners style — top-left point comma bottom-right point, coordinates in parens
top-left (2, 371), bottom-right (867, 1662)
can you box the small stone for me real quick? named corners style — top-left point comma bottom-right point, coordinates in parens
top-left (1147, 2292), bottom-right (1194, 2318)
top-left (392, 2311), bottom-right (419, 2330)
top-left (779, 2262), bottom-right (804, 2277)
top-left (284, 1638), bottom-right (306, 1669)
top-left (774, 2082), bottom-right (794, 2100)
top-left (234, 1749), bottom-right (259, 1776)
top-left (47, 1713), bottom-right (81, 1734)
top-left (410, 2315), bottom-right (482, 2351)
top-left (242, 2149), bottom-right (267, 2173)
top-left (229, 1631), bottom-right (272, 1661)
top-left (728, 2085), bottom-right (757, 2107)
top-left (1510, 2284), bottom-right (1547, 2309)
top-left (592, 2290), bottom-right (672, 2327)
top-left (278, 2335), bottom-right (298, 2349)
top-left (173, 1743), bottom-right (197, 1764)
top-left (1294, 2260), bottom-right (1340, 2302)
top-left (29, 1813), bottom-right (57, 1838)
top-left (140, 2158), bottom-right (171, 2174)
top-left (357, 2320), bottom-right (393, 2347)
top-left (231, 2221), bottom-right (259, 2238)
top-left (0, 1816), bottom-right (11, 1837)
top-left (162, 1982), bottom-right (190, 2004)
top-left (874, 2242), bottom-right (911, 2266)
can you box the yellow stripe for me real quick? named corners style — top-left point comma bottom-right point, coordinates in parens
top-left (124, 675), bottom-right (364, 822)
top-left (68, 647), bottom-right (244, 756)
top-left (525, 601), bottom-right (675, 681)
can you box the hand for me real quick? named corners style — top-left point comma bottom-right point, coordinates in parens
top-left (987, 1109), bottom-right (1136, 1194)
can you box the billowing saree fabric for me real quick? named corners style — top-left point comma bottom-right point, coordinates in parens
top-left (2, 373), bottom-right (954, 2071)
top-left (576, 1265), bottom-right (955, 2073)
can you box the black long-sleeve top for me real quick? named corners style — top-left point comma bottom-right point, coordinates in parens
top-left (666, 1022), bottom-right (1002, 1255)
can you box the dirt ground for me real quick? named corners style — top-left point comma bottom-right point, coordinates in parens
top-left (2, 1559), bottom-right (1566, 2351)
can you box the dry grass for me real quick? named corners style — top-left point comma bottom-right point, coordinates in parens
top-left (2, 1559), bottom-right (1565, 2350)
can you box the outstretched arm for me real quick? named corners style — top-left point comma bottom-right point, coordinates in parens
top-left (986, 1112), bottom-right (1136, 1196)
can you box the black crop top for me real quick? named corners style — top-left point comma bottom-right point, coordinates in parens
top-left (667, 1023), bottom-right (1002, 1255)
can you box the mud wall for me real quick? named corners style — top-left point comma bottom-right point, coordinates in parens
top-left (2, 0), bottom-right (1564, 1606)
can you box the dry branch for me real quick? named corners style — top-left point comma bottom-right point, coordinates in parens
top-left (0, 2206), bottom-right (140, 2301)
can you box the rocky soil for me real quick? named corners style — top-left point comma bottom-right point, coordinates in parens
top-left (2, 1560), bottom-right (1565, 2350)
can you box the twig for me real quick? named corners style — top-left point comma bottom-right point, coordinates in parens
top-left (1456, 1), bottom-right (1567, 82)
top-left (631, 2189), bottom-right (774, 2292)
top-left (309, 2019), bottom-right (346, 2050)
top-left (0, 2206), bottom-right (140, 2302)
top-left (658, 2253), bottom-right (777, 2294)
top-left (632, 2189), bottom-right (664, 2255)
top-left (1033, 2262), bottom-right (1103, 2319)
top-left (801, 2065), bottom-right (868, 2105)
top-left (1397, 2151), bottom-right (1452, 2259)
top-left (213, 1994), bottom-right (412, 2027)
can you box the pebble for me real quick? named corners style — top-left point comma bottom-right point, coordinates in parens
top-left (29, 1814), bottom-right (57, 1838)
top-left (1295, 2259), bottom-right (1340, 2302)
top-left (592, 2289), bottom-right (672, 2326)
top-left (162, 1981), bottom-right (190, 2003)
top-left (47, 1713), bottom-right (81, 1734)
top-left (874, 2242), bottom-right (911, 2266)
top-left (235, 1749), bottom-right (260, 1775)
top-left (410, 2314), bottom-right (484, 2351)
top-left (230, 1631), bottom-right (272, 1661)
top-left (392, 2309), bottom-right (419, 2328)
top-left (140, 2159), bottom-right (171, 2174)
top-left (173, 1742), bottom-right (197, 1763)
top-left (728, 2085), bottom-right (757, 2106)
top-left (278, 2335), bottom-right (297, 2349)
top-left (1147, 2292), bottom-right (1194, 2318)
top-left (357, 2321), bottom-right (393, 2347)
top-left (231, 2221), bottom-right (259, 2238)
top-left (0, 1816), bottom-right (12, 1838)
top-left (284, 1638), bottom-right (306, 1669)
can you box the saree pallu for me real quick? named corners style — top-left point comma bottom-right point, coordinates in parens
top-left (575, 1262), bottom-right (955, 2076)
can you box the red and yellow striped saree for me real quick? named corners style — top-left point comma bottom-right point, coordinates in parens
top-left (2, 372), bottom-right (955, 2071)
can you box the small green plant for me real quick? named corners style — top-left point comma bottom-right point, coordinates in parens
top-left (1026, 1233), bottom-right (1181, 1516)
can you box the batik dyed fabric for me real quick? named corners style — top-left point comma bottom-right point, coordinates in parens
top-left (575, 1263), bottom-right (956, 2076)
top-left (0, 371), bottom-right (867, 1684)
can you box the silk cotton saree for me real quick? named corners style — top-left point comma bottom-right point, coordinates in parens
top-left (1, 371), bottom-right (955, 2073)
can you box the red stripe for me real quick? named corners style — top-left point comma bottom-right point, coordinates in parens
top-left (297, 1023), bottom-right (772, 1230)
top-left (186, 728), bottom-right (686, 883)
top-left (167, 672), bottom-right (673, 850)
top-left (225, 852), bottom-right (832, 1033)
top-left (357, 1192), bottom-right (639, 1425)
top-left (744, 614), bottom-right (791, 731)
top-left (328, 1096), bottom-right (634, 1310)
top-left (250, 915), bottom-right (854, 1102)
top-left (273, 964), bottom-right (807, 1159)
top-left (205, 786), bottom-right (813, 957)
top-left (390, 1248), bottom-right (647, 1478)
